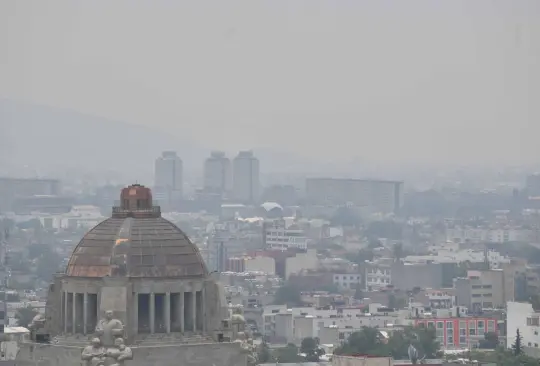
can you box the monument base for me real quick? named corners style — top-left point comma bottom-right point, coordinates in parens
top-left (16, 341), bottom-right (247, 366)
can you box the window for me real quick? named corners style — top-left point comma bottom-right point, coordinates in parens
top-left (488, 320), bottom-right (495, 332)
top-left (428, 322), bottom-right (435, 329)
top-left (478, 321), bottom-right (485, 328)
top-left (446, 321), bottom-right (453, 329)
top-left (437, 322), bottom-right (444, 329)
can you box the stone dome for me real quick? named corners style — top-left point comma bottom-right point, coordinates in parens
top-left (65, 184), bottom-right (208, 278)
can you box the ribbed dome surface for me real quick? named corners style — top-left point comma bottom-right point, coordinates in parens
top-left (66, 217), bottom-right (208, 278)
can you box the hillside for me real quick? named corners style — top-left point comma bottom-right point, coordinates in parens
top-left (0, 99), bottom-right (205, 181)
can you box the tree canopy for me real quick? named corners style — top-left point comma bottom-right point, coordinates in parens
top-left (273, 283), bottom-right (303, 307)
top-left (335, 326), bottom-right (440, 360)
top-left (16, 307), bottom-right (38, 327)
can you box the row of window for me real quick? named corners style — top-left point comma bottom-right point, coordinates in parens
top-left (419, 319), bottom-right (496, 331)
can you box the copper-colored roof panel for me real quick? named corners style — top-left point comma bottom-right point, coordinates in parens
top-left (65, 217), bottom-right (208, 279)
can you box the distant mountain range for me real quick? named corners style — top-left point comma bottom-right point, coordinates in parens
top-left (0, 99), bottom-right (317, 184)
top-left (0, 99), bottom-right (206, 182)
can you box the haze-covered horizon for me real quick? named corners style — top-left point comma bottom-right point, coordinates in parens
top-left (2, 0), bottom-right (540, 169)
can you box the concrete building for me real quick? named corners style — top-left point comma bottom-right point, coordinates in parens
top-left (264, 220), bottom-right (309, 251)
top-left (16, 184), bottom-right (249, 366)
top-left (285, 250), bottom-right (318, 279)
top-left (226, 256), bottom-right (276, 275)
top-left (414, 315), bottom-right (497, 350)
top-left (233, 151), bottom-right (260, 203)
top-left (154, 151), bottom-right (183, 202)
top-left (333, 274), bottom-right (362, 290)
top-left (305, 178), bottom-right (404, 214)
top-left (0, 177), bottom-right (61, 212)
top-left (454, 269), bottom-right (513, 312)
top-left (446, 227), bottom-right (533, 244)
top-left (203, 151), bottom-right (232, 195)
top-left (363, 261), bottom-right (444, 292)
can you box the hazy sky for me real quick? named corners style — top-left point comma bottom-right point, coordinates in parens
top-left (1, 0), bottom-right (539, 166)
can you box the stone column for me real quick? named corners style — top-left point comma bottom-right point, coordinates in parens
top-left (63, 291), bottom-right (68, 333)
top-left (149, 292), bottom-right (155, 334)
top-left (202, 286), bottom-right (206, 334)
top-left (72, 292), bottom-right (77, 334)
top-left (180, 291), bottom-right (185, 333)
top-left (165, 292), bottom-right (171, 333)
top-left (192, 290), bottom-right (197, 332)
top-left (133, 292), bottom-right (138, 334)
top-left (83, 292), bottom-right (88, 334)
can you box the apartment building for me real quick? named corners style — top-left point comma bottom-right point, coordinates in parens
top-left (263, 220), bottom-right (309, 251)
top-left (507, 301), bottom-right (540, 357)
top-left (333, 273), bottom-right (362, 290)
top-left (446, 227), bottom-right (533, 244)
top-left (454, 269), bottom-right (514, 312)
top-left (414, 316), bottom-right (498, 349)
top-left (262, 305), bottom-right (404, 344)
top-left (363, 260), bottom-right (444, 291)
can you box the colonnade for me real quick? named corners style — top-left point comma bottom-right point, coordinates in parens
top-left (61, 289), bottom-right (206, 335)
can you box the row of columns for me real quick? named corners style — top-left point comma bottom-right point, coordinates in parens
top-left (61, 289), bottom-right (206, 335)
top-left (63, 292), bottom-right (97, 335)
top-left (134, 290), bottom-right (206, 334)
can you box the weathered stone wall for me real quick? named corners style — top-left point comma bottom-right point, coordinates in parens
top-left (17, 342), bottom-right (247, 366)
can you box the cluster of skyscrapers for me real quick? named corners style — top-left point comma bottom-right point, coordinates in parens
top-left (153, 150), bottom-right (260, 204)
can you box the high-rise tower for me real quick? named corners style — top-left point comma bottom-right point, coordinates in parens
top-left (154, 151), bottom-right (183, 202)
top-left (203, 151), bottom-right (232, 196)
top-left (232, 151), bottom-right (260, 203)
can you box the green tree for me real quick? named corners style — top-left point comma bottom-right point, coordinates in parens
top-left (368, 238), bottom-right (383, 249)
top-left (479, 331), bottom-right (499, 349)
top-left (512, 328), bottom-right (523, 356)
top-left (335, 327), bottom-right (389, 356)
top-left (300, 337), bottom-right (324, 362)
top-left (350, 249), bottom-right (374, 265)
top-left (16, 307), bottom-right (38, 327)
top-left (273, 284), bottom-right (303, 307)
top-left (274, 343), bottom-right (303, 363)
top-left (336, 326), bottom-right (440, 360)
top-left (257, 341), bottom-right (272, 363)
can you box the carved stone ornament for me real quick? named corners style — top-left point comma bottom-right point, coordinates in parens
top-left (95, 310), bottom-right (124, 347)
top-left (81, 337), bottom-right (133, 366)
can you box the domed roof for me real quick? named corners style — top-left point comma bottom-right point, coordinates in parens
top-left (65, 184), bottom-right (208, 278)
top-left (261, 202), bottom-right (283, 212)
